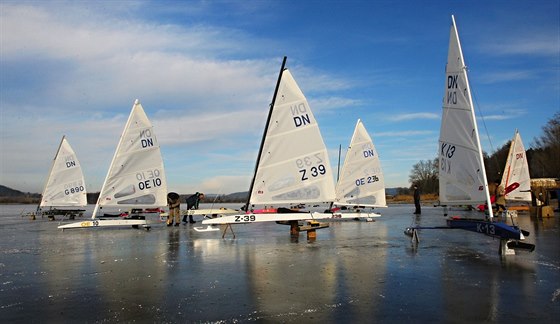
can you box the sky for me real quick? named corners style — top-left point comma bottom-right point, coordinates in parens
top-left (1, 0), bottom-right (559, 196)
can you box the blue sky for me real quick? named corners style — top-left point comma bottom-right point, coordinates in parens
top-left (1, 0), bottom-right (559, 195)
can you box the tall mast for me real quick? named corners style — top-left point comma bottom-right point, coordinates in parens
top-left (337, 144), bottom-right (342, 182)
top-left (504, 130), bottom-right (515, 189)
top-left (244, 56), bottom-right (287, 212)
top-left (329, 144), bottom-right (342, 211)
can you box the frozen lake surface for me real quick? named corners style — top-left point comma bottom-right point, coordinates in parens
top-left (0, 203), bottom-right (558, 323)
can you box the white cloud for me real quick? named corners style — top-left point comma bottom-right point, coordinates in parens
top-left (0, 4), bottom-right (283, 193)
top-left (1, 3), bottom-right (278, 110)
top-left (198, 175), bottom-right (252, 195)
top-left (482, 35), bottom-right (559, 57)
top-left (386, 113), bottom-right (439, 122)
top-left (477, 108), bottom-right (527, 121)
top-left (154, 109), bottom-right (266, 146)
top-left (478, 70), bottom-right (536, 84)
top-left (374, 130), bottom-right (435, 137)
top-left (310, 97), bottom-right (362, 114)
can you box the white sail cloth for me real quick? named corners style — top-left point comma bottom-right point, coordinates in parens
top-left (500, 131), bottom-right (531, 201)
top-left (334, 119), bottom-right (386, 207)
top-left (438, 16), bottom-right (493, 216)
top-left (40, 136), bottom-right (87, 207)
top-left (93, 99), bottom-right (168, 218)
top-left (250, 69), bottom-right (336, 205)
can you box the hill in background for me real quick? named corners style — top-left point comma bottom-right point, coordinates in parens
top-left (0, 185), bottom-right (41, 203)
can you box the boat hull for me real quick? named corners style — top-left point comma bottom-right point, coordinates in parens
top-left (58, 218), bottom-right (151, 230)
top-left (182, 208), bottom-right (239, 216)
top-left (446, 218), bottom-right (525, 240)
top-left (201, 211), bottom-right (381, 225)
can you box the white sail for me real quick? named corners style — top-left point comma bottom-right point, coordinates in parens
top-left (334, 119), bottom-right (386, 207)
top-left (40, 136), bottom-right (87, 207)
top-left (250, 69), bottom-right (336, 205)
top-left (500, 130), bottom-right (531, 201)
top-left (438, 16), bottom-right (493, 216)
top-left (92, 99), bottom-right (168, 218)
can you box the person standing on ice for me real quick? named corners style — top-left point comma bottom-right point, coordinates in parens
top-left (183, 192), bottom-right (204, 224)
top-left (495, 180), bottom-right (506, 215)
top-left (167, 192), bottom-right (181, 227)
top-left (413, 185), bottom-right (421, 215)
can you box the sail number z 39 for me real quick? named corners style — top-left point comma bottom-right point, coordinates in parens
top-left (234, 215), bottom-right (256, 222)
top-left (296, 154), bottom-right (327, 181)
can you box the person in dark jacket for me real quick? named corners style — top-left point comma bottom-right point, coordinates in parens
top-left (183, 192), bottom-right (205, 224)
top-left (167, 192), bottom-right (181, 226)
top-left (413, 185), bottom-right (421, 215)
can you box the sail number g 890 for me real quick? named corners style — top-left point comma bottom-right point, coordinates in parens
top-left (65, 186), bottom-right (85, 195)
top-left (64, 181), bottom-right (85, 195)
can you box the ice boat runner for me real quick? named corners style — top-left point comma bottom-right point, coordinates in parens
top-left (34, 136), bottom-right (87, 220)
top-left (58, 99), bottom-right (168, 230)
top-left (201, 57), bottom-right (364, 235)
top-left (331, 119), bottom-right (386, 219)
top-left (404, 16), bottom-right (534, 255)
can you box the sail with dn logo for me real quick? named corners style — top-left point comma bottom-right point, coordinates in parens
top-left (40, 136), bottom-right (87, 208)
top-left (500, 130), bottom-right (531, 201)
top-left (334, 119), bottom-right (386, 208)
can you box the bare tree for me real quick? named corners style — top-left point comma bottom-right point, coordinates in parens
top-left (530, 111), bottom-right (560, 178)
top-left (409, 157), bottom-right (439, 194)
top-left (484, 141), bottom-right (511, 183)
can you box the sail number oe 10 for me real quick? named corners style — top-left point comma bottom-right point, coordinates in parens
top-left (136, 169), bottom-right (162, 190)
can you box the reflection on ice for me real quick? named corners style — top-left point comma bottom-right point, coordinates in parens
top-left (0, 204), bottom-right (558, 322)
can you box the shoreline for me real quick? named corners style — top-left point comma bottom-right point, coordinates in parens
top-left (0, 194), bottom-right (438, 205)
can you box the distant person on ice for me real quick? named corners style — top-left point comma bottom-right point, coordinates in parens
top-left (413, 185), bottom-right (421, 215)
top-left (183, 192), bottom-right (205, 224)
top-left (167, 192), bottom-right (181, 227)
top-left (494, 180), bottom-right (506, 215)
